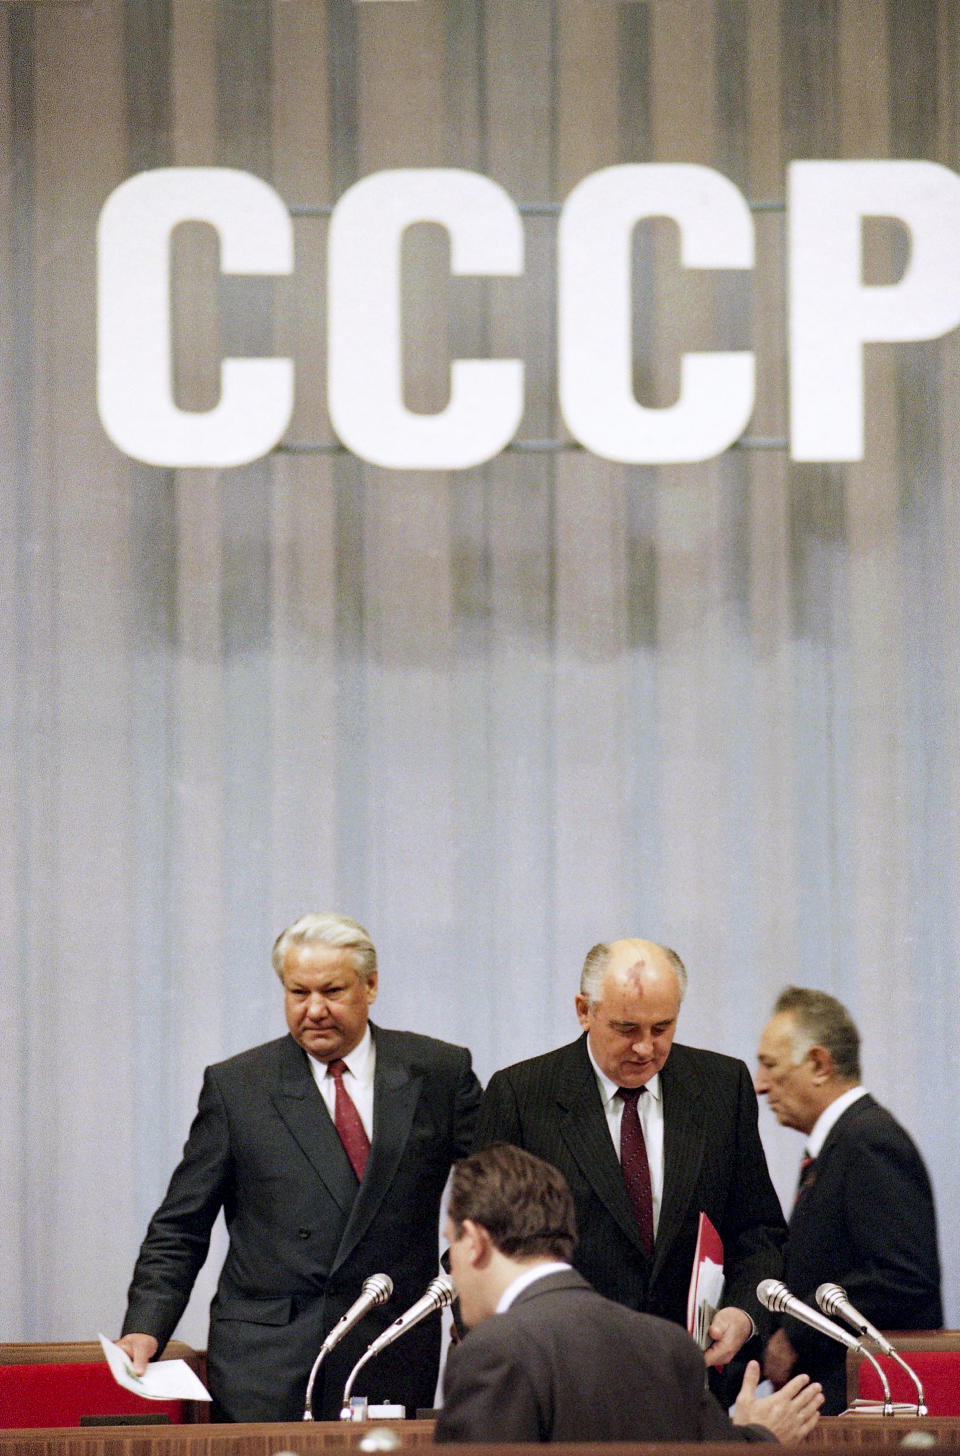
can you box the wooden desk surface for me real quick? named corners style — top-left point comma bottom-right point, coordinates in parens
top-left (810, 1413), bottom-right (960, 1446)
top-left (3, 1415), bottom-right (960, 1454)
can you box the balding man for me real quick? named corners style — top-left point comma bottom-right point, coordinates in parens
top-left (755, 986), bottom-right (942, 1413)
top-left (474, 940), bottom-right (785, 1371)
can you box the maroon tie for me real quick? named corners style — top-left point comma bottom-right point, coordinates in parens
top-left (326, 1059), bottom-right (370, 1181)
top-left (793, 1150), bottom-right (816, 1207)
top-left (619, 1085), bottom-right (654, 1255)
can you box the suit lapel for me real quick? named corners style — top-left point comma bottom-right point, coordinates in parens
top-left (333, 1026), bottom-right (424, 1271)
top-left (556, 1037), bottom-right (647, 1254)
top-left (788, 1099), bottom-right (866, 1237)
top-left (801, 1093), bottom-right (874, 1201)
top-left (271, 1035), bottom-right (357, 1213)
top-left (652, 1047), bottom-right (706, 1286)
top-left (818, 1093), bottom-right (874, 1161)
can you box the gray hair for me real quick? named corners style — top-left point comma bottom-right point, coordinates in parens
top-left (580, 941), bottom-right (688, 1008)
top-left (271, 912), bottom-right (377, 983)
top-left (773, 985), bottom-right (861, 1081)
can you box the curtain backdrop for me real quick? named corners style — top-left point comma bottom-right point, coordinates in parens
top-left (2, 0), bottom-right (958, 1349)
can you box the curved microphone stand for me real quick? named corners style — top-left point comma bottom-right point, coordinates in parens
top-left (816, 1283), bottom-right (926, 1416)
top-left (340, 1274), bottom-right (455, 1418)
top-left (302, 1273), bottom-right (394, 1420)
top-left (757, 1278), bottom-right (895, 1416)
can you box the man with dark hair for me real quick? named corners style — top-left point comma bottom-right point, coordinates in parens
top-left (436, 1144), bottom-right (823, 1444)
top-left (115, 912), bottom-right (482, 1422)
top-left (474, 939), bottom-right (785, 1372)
top-left (756, 986), bottom-right (942, 1413)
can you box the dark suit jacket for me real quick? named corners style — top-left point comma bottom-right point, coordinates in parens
top-left (474, 1037), bottom-right (785, 1334)
top-left (435, 1268), bottom-right (773, 1443)
top-left (122, 1025), bottom-right (481, 1421)
top-left (780, 1093), bottom-right (942, 1414)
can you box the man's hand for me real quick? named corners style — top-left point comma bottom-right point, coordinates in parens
top-left (704, 1305), bottom-right (753, 1367)
top-left (733, 1358), bottom-right (823, 1442)
top-left (763, 1327), bottom-right (799, 1387)
top-left (114, 1334), bottom-right (158, 1376)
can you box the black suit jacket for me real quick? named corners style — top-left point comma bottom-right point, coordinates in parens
top-left (122, 1025), bottom-right (481, 1420)
top-left (435, 1268), bottom-right (773, 1443)
top-left (474, 1037), bottom-right (785, 1332)
top-left (781, 1093), bottom-right (942, 1414)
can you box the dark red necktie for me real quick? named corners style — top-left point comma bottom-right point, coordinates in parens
top-left (326, 1059), bottom-right (370, 1181)
top-left (793, 1150), bottom-right (815, 1207)
top-left (618, 1085), bottom-right (654, 1254)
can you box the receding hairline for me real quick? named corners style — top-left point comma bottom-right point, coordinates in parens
top-left (580, 939), bottom-right (688, 1007)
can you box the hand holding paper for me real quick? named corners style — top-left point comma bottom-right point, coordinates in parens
top-left (98, 1334), bottom-right (211, 1402)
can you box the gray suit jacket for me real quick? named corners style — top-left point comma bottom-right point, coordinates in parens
top-left (122, 1025), bottom-right (481, 1420)
top-left (435, 1269), bottom-right (773, 1442)
top-left (474, 1037), bottom-right (785, 1334)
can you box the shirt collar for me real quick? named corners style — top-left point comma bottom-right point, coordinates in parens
top-left (330, 1024), bottom-right (374, 1084)
top-left (807, 1084), bottom-right (867, 1157)
top-left (496, 1262), bottom-right (572, 1313)
top-left (585, 1036), bottom-right (662, 1106)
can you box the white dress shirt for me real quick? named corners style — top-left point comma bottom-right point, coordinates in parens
top-left (586, 1040), bottom-right (665, 1235)
top-left (806, 1084), bottom-right (868, 1158)
top-left (496, 1262), bottom-right (573, 1313)
top-left (307, 1024), bottom-right (376, 1140)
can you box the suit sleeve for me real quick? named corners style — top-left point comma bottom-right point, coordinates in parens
top-left (697, 1386), bottom-right (774, 1443)
top-left (472, 1068), bottom-right (523, 1151)
top-left (658, 1316), bottom-right (774, 1438)
top-left (435, 1333), bottom-right (544, 1442)
top-left (121, 1066), bottom-right (233, 1351)
top-left (834, 1133), bottom-right (940, 1323)
top-left (451, 1046), bottom-right (484, 1158)
top-left (720, 1063), bottom-right (787, 1326)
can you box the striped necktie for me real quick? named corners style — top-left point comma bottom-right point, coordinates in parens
top-left (618, 1085), bottom-right (654, 1254)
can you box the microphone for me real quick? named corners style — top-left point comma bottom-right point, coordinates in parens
top-left (340, 1273), bottom-right (455, 1416)
top-left (815, 1283), bottom-right (896, 1355)
top-left (816, 1284), bottom-right (926, 1415)
top-left (302, 1273), bottom-right (394, 1420)
top-left (758, 1278), bottom-right (862, 1349)
top-left (758, 1279), bottom-right (894, 1412)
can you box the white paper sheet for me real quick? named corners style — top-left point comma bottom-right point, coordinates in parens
top-left (692, 1256), bottom-right (726, 1350)
top-left (97, 1334), bottom-right (211, 1401)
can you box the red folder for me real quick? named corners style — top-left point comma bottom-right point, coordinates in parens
top-left (687, 1210), bottom-right (725, 1346)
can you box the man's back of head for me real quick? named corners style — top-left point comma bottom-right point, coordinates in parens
top-left (445, 1144), bottom-right (577, 1327)
top-left (448, 1143), bottom-right (577, 1262)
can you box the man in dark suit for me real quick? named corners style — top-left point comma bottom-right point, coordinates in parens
top-left (115, 912), bottom-right (482, 1421)
top-left (436, 1143), bottom-right (822, 1443)
top-left (474, 939), bottom-right (786, 1371)
top-left (755, 986), bottom-right (942, 1414)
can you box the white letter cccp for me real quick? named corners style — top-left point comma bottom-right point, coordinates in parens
top-left (97, 167), bottom-right (294, 468)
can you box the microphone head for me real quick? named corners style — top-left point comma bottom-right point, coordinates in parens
top-left (757, 1278), bottom-right (791, 1314)
top-left (362, 1273), bottom-right (394, 1305)
top-left (815, 1282), bottom-right (846, 1317)
top-left (427, 1273), bottom-right (456, 1308)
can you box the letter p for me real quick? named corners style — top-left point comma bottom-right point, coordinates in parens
top-left (790, 159), bottom-right (960, 461)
